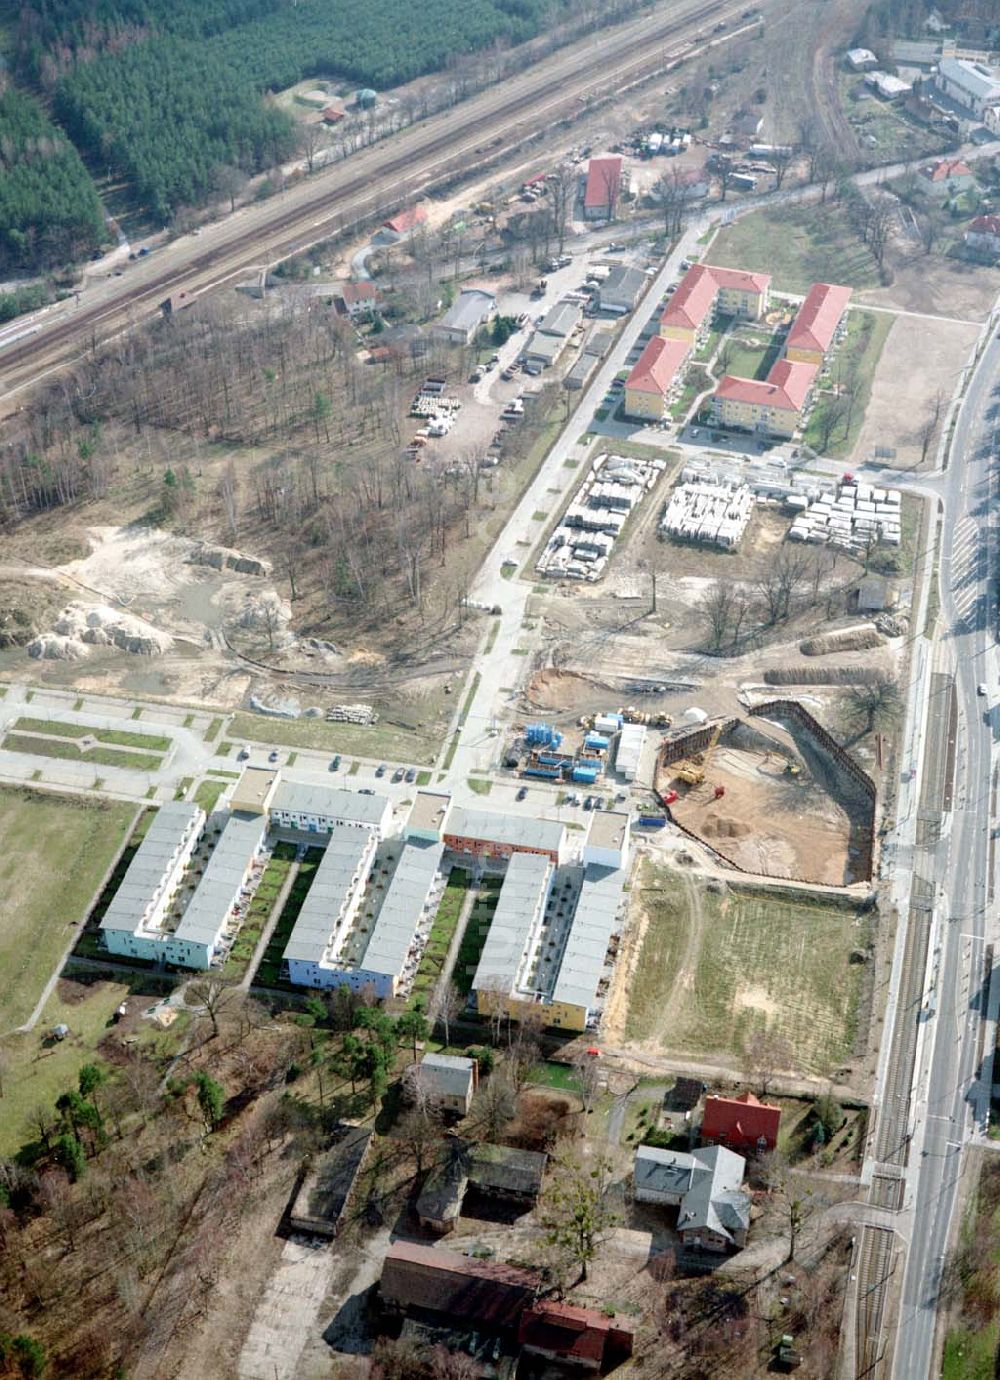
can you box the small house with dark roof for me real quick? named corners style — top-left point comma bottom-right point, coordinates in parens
top-left (288, 1125), bottom-right (373, 1237)
top-left (417, 1140), bottom-right (548, 1234)
top-left (380, 1240), bottom-right (541, 1328)
top-left (518, 1302), bottom-right (634, 1372)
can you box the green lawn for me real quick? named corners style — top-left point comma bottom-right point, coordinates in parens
top-left (467, 778), bottom-right (492, 796)
top-left (454, 880), bottom-right (501, 996)
top-left (253, 845), bottom-right (322, 987)
top-left (222, 844), bottom-right (295, 980)
top-left (942, 1158), bottom-right (1000, 1380)
top-left (802, 308), bottom-right (893, 458)
top-left (229, 710), bottom-right (441, 766)
top-left (710, 203), bottom-right (881, 295)
top-left (626, 869), bottom-right (870, 1077)
top-left (0, 978), bottom-right (134, 1158)
top-left (408, 867), bottom-right (470, 1008)
top-left (194, 778), bottom-right (229, 814)
top-left (0, 787), bottom-right (136, 1030)
top-left (12, 716), bottom-right (171, 752)
top-left (3, 732), bottom-right (163, 772)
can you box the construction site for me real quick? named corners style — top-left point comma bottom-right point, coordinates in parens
top-left (654, 702), bottom-right (876, 887)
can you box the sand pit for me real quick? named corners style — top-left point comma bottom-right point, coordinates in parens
top-left (667, 735), bottom-right (871, 887)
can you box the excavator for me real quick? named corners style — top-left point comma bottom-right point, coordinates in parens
top-left (673, 719), bottom-right (724, 788)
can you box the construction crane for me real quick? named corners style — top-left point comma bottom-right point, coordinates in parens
top-left (674, 719), bottom-right (724, 787)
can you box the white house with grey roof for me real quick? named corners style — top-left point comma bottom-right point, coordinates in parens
top-left (597, 266), bottom-right (647, 316)
top-left (417, 1052), bottom-right (478, 1113)
top-left (634, 1144), bottom-right (750, 1254)
top-left (281, 823), bottom-right (378, 989)
top-left (936, 56), bottom-right (1000, 116)
top-left (165, 812), bottom-right (267, 969)
top-left (444, 805), bottom-right (567, 864)
top-left (435, 289), bottom-right (497, 345)
top-left (99, 801), bottom-right (205, 962)
top-left (270, 779), bottom-right (392, 837)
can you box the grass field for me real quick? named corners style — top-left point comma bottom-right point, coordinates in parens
top-left (408, 868), bottom-right (470, 1008)
top-left (0, 788), bottom-right (136, 1030)
top-left (942, 1156), bottom-right (1000, 1380)
top-left (222, 842), bottom-right (295, 980)
top-left (229, 710), bottom-right (441, 765)
top-left (12, 716), bottom-right (172, 752)
top-left (710, 204), bottom-right (880, 295)
top-left (0, 978), bottom-right (131, 1158)
top-left (454, 878), bottom-right (502, 996)
top-left (803, 309), bottom-right (893, 458)
top-left (625, 869), bottom-right (871, 1077)
top-left (254, 846), bottom-right (324, 987)
top-left (3, 732), bottom-right (163, 772)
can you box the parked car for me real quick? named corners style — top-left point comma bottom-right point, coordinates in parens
top-left (359, 787), bottom-right (375, 795)
top-left (268, 750), bottom-right (279, 763)
top-left (392, 767), bottom-right (404, 782)
top-left (405, 768), bottom-right (417, 783)
top-left (330, 754), bottom-right (341, 771)
top-left (375, 763), bottom-right (387, 777)
top-left (238, 745), bottom-right (250, 761)
top-left (516, 785), bottom-right (528, 801)
top-left (583, 795), bottom-right (594, 810)
top-left (978, 683), bottom-right (988, 696)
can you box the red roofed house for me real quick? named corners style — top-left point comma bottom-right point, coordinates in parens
top-left (965, 214), bottom-right (1000, 258)
top-left (380, 1240), bottom-right (540, 1329)
top-left (624, 335), bottom-right (691, 421)
top-left (660, 264), bottom-right (771, 348)
top-left (382, 204), bottom-right (428, 239)
top-left (321, 103), bottom-right (346, 124)
top-left (712, 359), bottom-right (818, 438)
top-left (518, 1302), bottom-right (634, 1372)
top-left (336, 280), bottom-right (381, 318)
top-left (784, 282), bottom-right (853, 366)
top-left (701, 1092), bottom-right (781, 1153)
top-left (920, 158), bottom-right (975, 194)
top-left (584, 156), bottom-right (624, 221)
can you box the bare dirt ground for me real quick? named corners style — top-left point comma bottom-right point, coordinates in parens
top-left (668, 738), bottom-right (866, 885)
top-left (853, 312), bottom-right (982, 468)
top-left (857, 250), bottom-right (1000, 322)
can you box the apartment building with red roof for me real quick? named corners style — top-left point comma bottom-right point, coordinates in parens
top-left (712, 359), bottom-right (818, 438)
top-left (785, 283), bottom-right (853, 366)
top-left (660, 264), bottom-right (771, 346)
top-left (623, 335), bottom-right (691, 421)
top-left (701, 1092), bottom-right (781, 1152)
top-left (583, 157), bottom-right (624, 221)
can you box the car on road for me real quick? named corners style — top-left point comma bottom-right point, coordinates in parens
top-left (516, 785), bottom-right (528, 800)
top-left (330, 754), bottom-right (341, 771)
top-left (359, 787), bottom-right (375, 795)
top-left (268, 749), bottom-right (279, 763)
top-left (375, 763), bottom-right (387, 776)
top-left (607, 241), bottom-right (626, 252)
top-left (978, 683), bottom-right (988, 696)
top-left (405, 768), bottom-right (417, 782)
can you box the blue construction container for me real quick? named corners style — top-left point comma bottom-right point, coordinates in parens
top-left (537, 752), bottom-right (572, 768)
top-left (584, 733), bottom-right (610, 751)
top-left (638, 814), bottom-right (668, 828)
top-left (525, 722), bottom-right (563, 749)
top-left (572, 764), bottom-right (600, 784)
top-left (524, 766), bottom-right (561, 780)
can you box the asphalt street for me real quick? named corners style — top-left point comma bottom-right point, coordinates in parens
top-left (890, 318), bottom-right (1000, 1379)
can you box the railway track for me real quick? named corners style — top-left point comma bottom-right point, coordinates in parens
top-left (854, 1226), bottom-right (895, 1379)
top-left (0, 0), bottom-right (758, 405)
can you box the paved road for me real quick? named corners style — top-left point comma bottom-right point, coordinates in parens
top-left (890, 311), bottom-right (1000, 1379)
